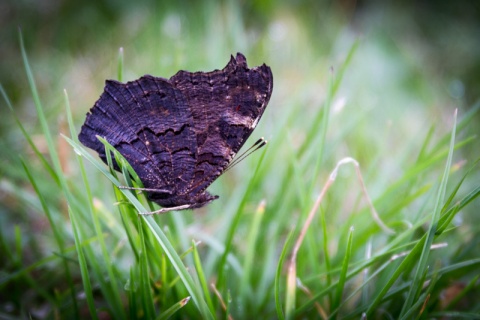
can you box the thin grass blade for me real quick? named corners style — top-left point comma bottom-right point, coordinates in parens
top-left (400, 110), bottom-right (457, 315)
top-left (157, 297), bottom-right (191, 320)
top-left (68, 206), bottom-right (98, 320)
top-left (331, 226), bottom-right (354, 318)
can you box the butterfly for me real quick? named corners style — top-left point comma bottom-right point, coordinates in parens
top-left (79, 53), bottom-right (273, 214)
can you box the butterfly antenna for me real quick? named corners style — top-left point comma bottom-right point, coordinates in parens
top-left (224, 137), bottom-right (267, 172)
top-left (227, 138), bottom-right (265, 169)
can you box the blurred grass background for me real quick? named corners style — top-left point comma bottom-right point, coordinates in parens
top-left (1, 0), bottom-right (480, 318)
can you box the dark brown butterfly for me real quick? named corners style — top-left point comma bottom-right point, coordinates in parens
top-left (79, 53), bottom-right (273, 213)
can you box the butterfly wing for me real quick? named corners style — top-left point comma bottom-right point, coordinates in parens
top-left (79, 76), bottom-right (198, 202)
top-left (79, 53), bottom-right (273, 210)
top-left (169, 53), bottom-right (273, 195)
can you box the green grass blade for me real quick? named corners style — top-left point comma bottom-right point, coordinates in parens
top-left (142, 217), bottom-right (214, 319)
top-left (240, 200), bottom-right (266, 298)
top-left (225, 289), bottom-right (232, 320)
top-left (19, 31), bottom-right (62, 178)
top-left (157, 297), bottom-right (191, 320)
top-left (429, 101), bottom-right (479, 156)
top-left (285, 244), bottom-right (298, 319)
top-left (275, 230), bottom-right (295, 320)
top-left (192, 240), bottom-right (215, 314)
top-left (400, 111), bottom-right (457, 315)
top-left (0, 85), bottom-right (60, 185)
top-left (68, 206), bottom-right (98, 320)
top-left (307, 67), bottom-right (334, 194)
top-left (365, 234), bottom-right (426, 314)
top-left (298, 39), bottom-right (359, 157)
top-left (331, 226), bottom-right (354, 318)
top-left (321, 209), bottom-right (333, 307)
top-left (118, 47), bottom-right (124, 81)
top-left (437, 159), bottom-right (480, 235)
top-left (128, 268), bottom-right (139, 319)
top-left (138, 218), bottom-right (156, 319)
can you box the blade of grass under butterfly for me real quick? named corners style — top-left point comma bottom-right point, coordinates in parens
top-left (128, 268), bottom-right (139, 319)
top-left (103, 141), bottom-right (205, 314)
top-left (63, 133), bottom-right (126, 318)
top-left (64, 137), bottom-right (122, 186)
top-left (138, 217), bottom-right (156, 319)
top-left (143, 216), bottom-right (214, 319)
top-left (64, 90), bottom-right (100, 318)
top-left (65, 137), bottom-right (213, 319)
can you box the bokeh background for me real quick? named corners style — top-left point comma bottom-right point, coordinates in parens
top-left (2, 1), bottom-right (480, 113)
top-left (1, 0), bottom-right (480, 318)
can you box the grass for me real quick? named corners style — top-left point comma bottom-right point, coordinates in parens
top-left (2, 2), bottom-right (480, 319)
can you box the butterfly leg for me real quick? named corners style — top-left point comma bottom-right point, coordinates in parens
top-left (138, 204), bottom-right (194, 215)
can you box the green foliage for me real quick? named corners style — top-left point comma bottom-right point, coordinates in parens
top-left (1, 2), bottom-right (480, 319)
